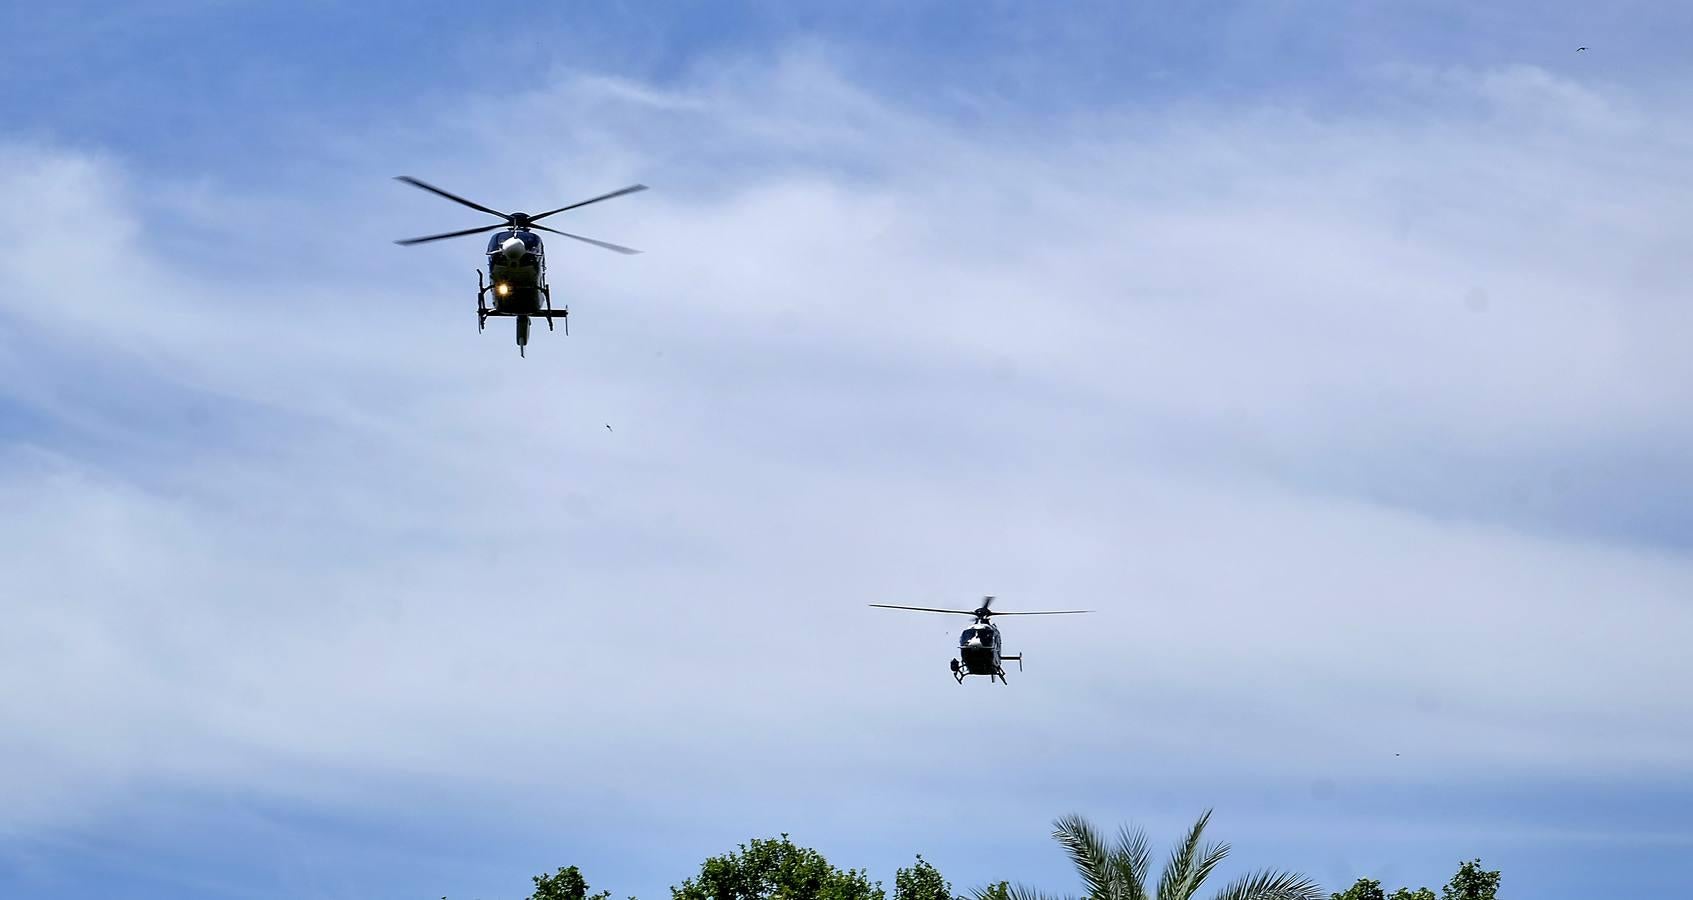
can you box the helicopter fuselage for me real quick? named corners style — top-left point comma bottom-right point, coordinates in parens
top-left (484, 230), bottom-right (551, 314)
top-left (475, 229), bottom-right (567, 356)
top-left (957, 622), bottom-right (1011, 680)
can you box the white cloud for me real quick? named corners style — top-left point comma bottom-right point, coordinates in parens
top-left (0, 49), bottom-right (1689, 879)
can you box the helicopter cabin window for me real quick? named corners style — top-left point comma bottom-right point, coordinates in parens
top-left (961, 627), bottom-right (993, 645)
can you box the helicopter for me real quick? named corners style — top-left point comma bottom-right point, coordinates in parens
top-left (870, 596), bottom-right (1091, 684)
top-left (393, 175), bottom-right (647, 356)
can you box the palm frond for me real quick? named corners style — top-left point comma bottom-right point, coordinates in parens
top-left (1110, 823), bottom-right (1153, 900)
top-left (1008, 884), bottom-right (1077, 900)
top-left (1154, 810), bottom-right (1214, 900)
top-left (1053, 814), bottom-right (1119, 900)
top-left (969, 881), bottom-right (1076, 900)
top-left (1186, 841), bottom-right (1230, 898)
top-left (1207, 869), bottom-right (1323, 900)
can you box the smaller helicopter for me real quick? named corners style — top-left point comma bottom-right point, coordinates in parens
top-left (870, 596), bottom-right (1091, 684)
top-left (393, 175), bottom-right (647, 356)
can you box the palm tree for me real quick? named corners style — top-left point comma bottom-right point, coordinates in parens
top-left (974, 810), bottom-right (1322, 900)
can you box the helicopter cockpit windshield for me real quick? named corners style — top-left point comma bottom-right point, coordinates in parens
top-left (486, 231), bottom-right (543, 255)
top-left (961, 626), bottom-right (994, 646)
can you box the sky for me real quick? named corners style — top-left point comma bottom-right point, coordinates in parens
top-left (2, 2), bottom-right (1692, 898)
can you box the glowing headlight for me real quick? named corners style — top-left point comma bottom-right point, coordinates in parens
top-left (496, 283), bottom-right (510, 296)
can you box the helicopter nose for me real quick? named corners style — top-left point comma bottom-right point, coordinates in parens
top-left (501, 238), bottom-right (525, 258)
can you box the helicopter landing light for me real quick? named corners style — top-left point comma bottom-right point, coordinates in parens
top-left (496, 283), bottom-right (510, 296)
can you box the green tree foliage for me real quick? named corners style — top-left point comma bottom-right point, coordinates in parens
top-left (670, 834), bottom-right (884, 900)
top-left (1340, 856), bottom-right (1498, 900)
top-left (1330, 879), bottom-right (1384, 900)
top-left (478, 828), bottom-right (1495, 900)
top-left (895, 855), bottom-right (955, 900)
top-left (1439, 860), bottom-right (1499, 900)
top-left (529, 865), bottom-right (612, 900)
top-left (1026, 809), bottom-right (1323, 900)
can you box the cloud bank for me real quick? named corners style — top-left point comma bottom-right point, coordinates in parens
top-left (2, 43), bottom-right (1691, 899)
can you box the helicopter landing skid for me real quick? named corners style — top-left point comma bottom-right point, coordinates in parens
top-left (950, 659), bottom-right (1013, 684)
top-left (541, 286), bottom-right (568, 335)
top-left (476, 270), bottom-right (489, 333)
top-left (476, 273), bottom-right (566, 347)
top-left (948, 659), bottom-right (1009, 683)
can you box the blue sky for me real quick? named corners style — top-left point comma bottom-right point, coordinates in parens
top-left (3, 2), bottom-right (1693, 899)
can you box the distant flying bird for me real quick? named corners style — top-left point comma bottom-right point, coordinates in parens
top-left (605, 424), bottom-right (613, 431)
top-left (1577, 46), bottom-right (1588, 51)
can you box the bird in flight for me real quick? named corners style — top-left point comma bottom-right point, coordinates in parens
top-left (1577, 46), bottom-right (1588, 51)
top-left (605, 424), bottom-right (613, 431)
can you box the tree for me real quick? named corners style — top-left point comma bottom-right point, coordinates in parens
top-left (1440, 860), bottom-right (1499, 900)
top-left (1341, 856), bottom-right (1496, 900)
top-left (670, 834), bottom-right (884, 900)
top-left (1000, 809), bottom-right (1323, 900)
top-left (896, 855), bottom-right (955, 900)
top-left (1330, 879), bottom-right (1384, 900)
top-left (530, 865), bottom-right (612, 900)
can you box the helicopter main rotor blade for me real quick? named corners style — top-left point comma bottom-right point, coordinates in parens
top-left (979, 610), bottom-right (1093, 616)
top-left (531, 224), bottom-right (642, 255)
top-left (868, 604), bottom-right (980, 616)
top-left (394, 176), bottom-right (510, 220)
top-left (395, 223), bottom-right (506, 246)
top-left (528, 184), bottom-right (649, 223)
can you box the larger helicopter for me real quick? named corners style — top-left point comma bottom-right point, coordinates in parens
top-left (870, 596), bottom-right (1091, 684)
top-left (393, 176), bottom-right (647, 356)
